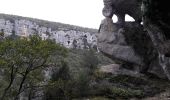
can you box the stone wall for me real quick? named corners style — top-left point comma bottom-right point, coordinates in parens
top-left (0, 14), bottom-right (98, 49)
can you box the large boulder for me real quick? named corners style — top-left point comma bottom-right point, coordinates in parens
top-left (98, 18), bottom-right (156, 73)
top-left (99, 64), bottom-right (144, 77)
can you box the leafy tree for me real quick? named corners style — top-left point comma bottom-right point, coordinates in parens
top-left (0, 35), bottom-right (68, 100)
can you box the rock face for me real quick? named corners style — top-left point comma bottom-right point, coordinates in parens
top-left (142, 0), bottom-right (170, 79)
top-left (0, 14), bottom-right (98, 50)
top-left (103, 0), bottom-right (142, 24)
top-left (98, 0), bottom-right (170, 79)
top-left (99, 64), bottom-right (143, 77)
top-left (98, 17), bottom-right (155, 72)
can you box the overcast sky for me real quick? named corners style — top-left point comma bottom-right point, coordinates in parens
top-left (0, 0), bottom-right (134, 29)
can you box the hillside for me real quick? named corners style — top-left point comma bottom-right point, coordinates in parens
top-left (0, 13), bottom-right (98, 49)
top-left (0, 13), bottom-right (97, 33)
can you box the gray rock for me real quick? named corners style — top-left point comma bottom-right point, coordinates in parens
top-left (142, 0), bottom-right (170, 80)
top-left (98, 17), bottom-right (156, 75)
top-left (0, 14), bottom-right (98, 50)
top-left (102, 0), bottom-right (142, 24)
top-left (99, 64), bottom-right (120, 75)
top-left (102, 5), bottom-right (114, 18)
top-left (98, 20), bottom-right (143, 65)
top-left (103, 0), bottom-right (113, 6)
top-left (99, 0), bottom-right (170, 79)
top-left (148, 58), bottom-right (167, 79)
top-left (99, 64), bottom-right (144, 77)
top-left (98, 43), bottom-right (144, 65)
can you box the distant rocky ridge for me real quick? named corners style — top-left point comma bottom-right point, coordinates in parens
top-left (0, 13), bottom-right (98, 49)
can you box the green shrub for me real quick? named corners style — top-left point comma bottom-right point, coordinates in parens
top-left (109, 87), bottom-right (144, 98)
top-left (45, 49), bottom-right (99, 100)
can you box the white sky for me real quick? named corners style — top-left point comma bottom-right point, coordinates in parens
top-left (0, 0), bottom-right (134, 29)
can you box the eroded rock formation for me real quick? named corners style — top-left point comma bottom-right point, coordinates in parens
top-left (142, 0), bottom-right (170, 79)
top-left (97, 17), bottom-right (156, 72)
top-left (98, 0), bottom-right (170, 79)
top-left (103, 0), bottom-right (142, 24)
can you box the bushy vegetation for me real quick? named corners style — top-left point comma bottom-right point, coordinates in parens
top-left (0, 33), bottom-right (115, 100)
top-left (0, 34), bottom-right (167, 100)
top-left (45, 49), bottom-right (99, 100)
top-left (44, 48), bottom-right (164, 100)
top-left (0, 35), bottom-right (67, 100)
top-left (93, 73), bottom-right (164, 99)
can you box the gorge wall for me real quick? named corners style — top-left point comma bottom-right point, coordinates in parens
top-left (0, 14), bottom-right (98, 49)
top-left (97, 0), bottom-right (170, 79)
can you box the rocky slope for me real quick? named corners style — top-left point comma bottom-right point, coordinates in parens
top-left (0, 13), bottom-right (98, 49)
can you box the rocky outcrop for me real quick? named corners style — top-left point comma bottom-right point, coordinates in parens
top-left (103, 0), bottom-right (142, 24)
top-left (0, 14), bottom-right (98, 50)
top-left (98, 0), bottom-right (170, 79)
top-left (142, 0), bottom-right (170, 79)
top-left (99, 64), bottom-right (144, 77)
top-left (98, 17), bottom-right (156, 72)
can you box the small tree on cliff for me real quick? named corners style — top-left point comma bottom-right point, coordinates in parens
top-left (0, 35), bottom-right (68, 100)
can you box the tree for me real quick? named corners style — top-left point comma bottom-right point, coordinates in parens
top-left (0, 35), bottom-right (68, 100)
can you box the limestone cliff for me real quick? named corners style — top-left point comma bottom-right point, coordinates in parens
top-left (0, 13), bottom-right (98, 49)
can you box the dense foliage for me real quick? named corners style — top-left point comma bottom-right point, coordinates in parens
top-left (0, 35), bottom-right (67, 100)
